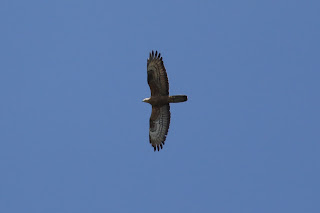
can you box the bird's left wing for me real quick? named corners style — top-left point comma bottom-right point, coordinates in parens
top-left (147, 50), bottom-right (169, 96)
top-left (149, 104), bottom-right (171, 151)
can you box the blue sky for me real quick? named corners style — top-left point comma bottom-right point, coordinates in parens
top-left (1, 1), bottom-right (319, 212)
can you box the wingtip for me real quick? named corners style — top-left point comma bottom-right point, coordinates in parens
top-left (149, 50), bottom-right (163, 60)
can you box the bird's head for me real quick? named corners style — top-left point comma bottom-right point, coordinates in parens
top-left (142, 98), bottom-right (150, 103)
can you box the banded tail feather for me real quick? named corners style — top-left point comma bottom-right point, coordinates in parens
top-left (168, 95), bottom-right (188, 103)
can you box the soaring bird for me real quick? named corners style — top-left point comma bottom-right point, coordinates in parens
top-left (143, 50), bottom-right (188, 151)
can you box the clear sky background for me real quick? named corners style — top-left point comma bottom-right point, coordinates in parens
top-left (1, 1), bottom-right (319, 212)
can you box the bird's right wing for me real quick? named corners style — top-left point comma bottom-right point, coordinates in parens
top-left (147, 51), bottom-right (169, 96)
top-left (149, 104), bottom-right (171, 151)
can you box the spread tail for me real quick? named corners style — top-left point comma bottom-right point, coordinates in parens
top-left (169, 95), bottom-right (188, 103)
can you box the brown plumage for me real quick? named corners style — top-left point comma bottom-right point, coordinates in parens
top-left (143, 50), bottom-right (188, 151)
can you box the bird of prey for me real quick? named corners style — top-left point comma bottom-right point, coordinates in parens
top-left (143, 50), bottom-right (188, 151)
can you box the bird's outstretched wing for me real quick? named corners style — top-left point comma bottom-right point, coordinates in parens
top-left (149, 104), bottom-right (171, 151)
top-left (147, 50), bottom-right (169, 96)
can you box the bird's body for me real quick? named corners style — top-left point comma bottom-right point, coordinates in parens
top-left (143, 50), bottom-right (187, 151)
top-left (143, 95), bottom-right (187, 106)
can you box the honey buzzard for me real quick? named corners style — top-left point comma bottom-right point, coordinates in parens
top-left (143, 51), bottom-right (188, 151)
